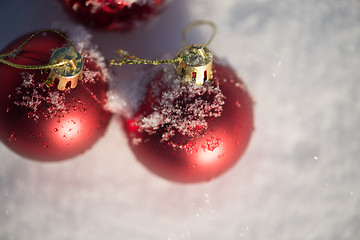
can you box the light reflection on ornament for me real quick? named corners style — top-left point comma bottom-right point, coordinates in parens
top-left (56, 117), bottom-right (81, 141)
top-left (197, 138), bottom-right (225, 166)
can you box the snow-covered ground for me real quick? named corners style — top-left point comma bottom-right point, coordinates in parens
top-left (1, 0), bottom-right (359, 239)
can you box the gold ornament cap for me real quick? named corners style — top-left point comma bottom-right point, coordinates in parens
top-left (45, 47), bottom-right (83, 90)
top-left (176, 44), bottom-right (213, 85)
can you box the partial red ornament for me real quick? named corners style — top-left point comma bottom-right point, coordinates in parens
top-left (0, 30), bottom-right (112, 161)
top-left (59, 0), bottom-right (167, 30)
top-left (122, 57), bottom-right (254, 183)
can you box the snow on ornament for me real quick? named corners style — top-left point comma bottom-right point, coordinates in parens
top-left (59, 0), bottom-right (169, 30)
top-left (0, 29), bottom-right (112, 161)
top-left (110, 21), bottom-right (254, 183)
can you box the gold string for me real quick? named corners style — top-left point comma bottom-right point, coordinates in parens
top-left (181, 20), bottom-right (217, 48)
top-left (110, 20), bottom-right (217, 67)
top-left (110, 49), bottom-right (185, 66)
top-left (0, 30), bottom-right (77, 70)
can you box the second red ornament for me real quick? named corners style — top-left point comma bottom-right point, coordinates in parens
top-left (111, 21), bottom-right (254, 183)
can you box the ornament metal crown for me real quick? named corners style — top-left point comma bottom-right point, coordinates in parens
top-left (45, 47), bottom-right (84, 91)
top-left (176, 44), bottom-right (213, 85)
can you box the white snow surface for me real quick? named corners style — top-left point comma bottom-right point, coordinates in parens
top-left (0, 0), bottom-right (359, 239)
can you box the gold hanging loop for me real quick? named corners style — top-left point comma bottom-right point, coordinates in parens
top-left (181, 20), bottom-right (217, 48)
top-left (177, 20), bottom-right (217, 85)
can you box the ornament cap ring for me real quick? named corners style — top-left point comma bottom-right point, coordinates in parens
top-left (46, 47), bottom-right (84, 90)
top-left (176, 44), bottom-right (213, 85)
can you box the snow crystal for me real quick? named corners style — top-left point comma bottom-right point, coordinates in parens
top-left (13, 72), bottom-right (68, 121)
top-left (21, 72), bottom-right (36, 88)
top-left (46, 91), bottom-right (67, 113)
top-left (136, 64), bottom-right (225, 144)
top-left (82, 68), bottom-right (102, 84)
top-left (131, 137), bottom-right (142, 145)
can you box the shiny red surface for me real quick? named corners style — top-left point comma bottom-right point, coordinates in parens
top-left (0, 31), bottom-right (112, 161)
top-left (60, 0), bottom-right (165, 30)
top-left (123, 62), bottom-right (254, 183)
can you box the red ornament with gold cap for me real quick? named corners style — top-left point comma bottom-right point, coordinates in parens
top-left (0, 30), bottom-right (112, 161)
top-left (112, 21), bottom-right (254, 183)
top-left (59, 0), bottom-right (168, 30)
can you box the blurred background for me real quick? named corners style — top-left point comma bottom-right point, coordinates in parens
top-left (0, 0), bottom-right (359, 239)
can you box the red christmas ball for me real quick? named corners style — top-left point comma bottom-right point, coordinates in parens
top-left (60, 0), bottom-right (167, 30)
top-left (122, 59), bottom-right (254, 183)
top-left (0, 30), bottom-right (112, 161)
